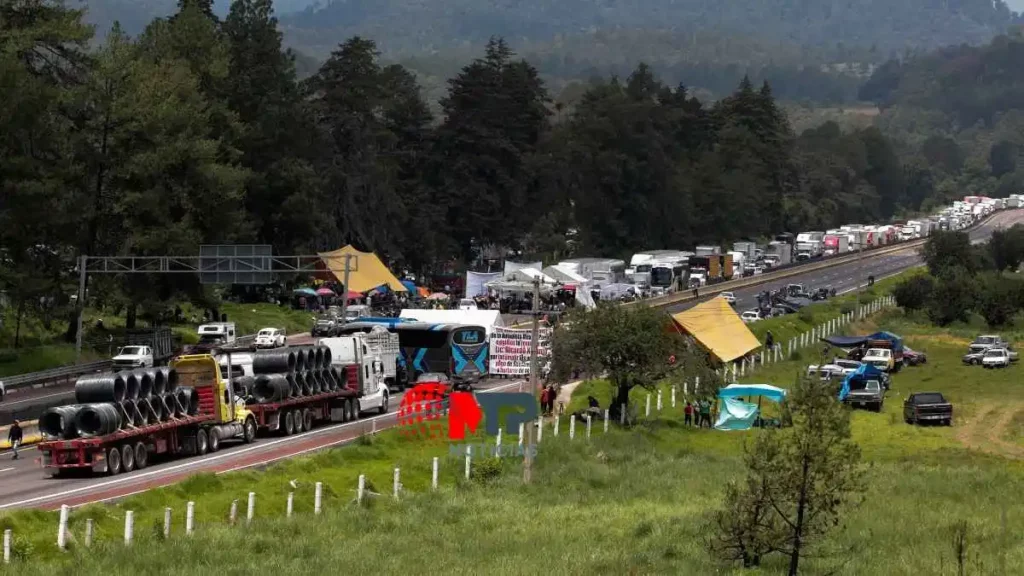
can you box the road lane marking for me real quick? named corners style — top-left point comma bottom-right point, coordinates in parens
top-left (0, 380), bottom-right (525, 510)
top-left (0, 468), bottom-right (14, 473)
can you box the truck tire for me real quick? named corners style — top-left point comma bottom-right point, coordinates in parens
top-left (243, 417), bottom-right (256, 443)
top-left (120, 444), bottom-right (136, 473)
top-left (106, 447), bottom-right (122, 476)
top-left (379, 392), bottom-right (389, 415)
top-left (348, 398), bottom-right (358, 421)
top-left (284, 411), bottom-right (296, 435)
top-left (196, 429), bottom-right (209, 455)
top-left (134, 442), bottom-right (149, 470)
top-left (303, 409), bottom-right (314, 432)
top-left (208, 428), bottom-right (221, 453)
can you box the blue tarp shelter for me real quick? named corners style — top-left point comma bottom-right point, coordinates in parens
top-left (821, 334), bottom-right (869, 347)
top-left (715, 384), bottom-right (788, 430)
top-left (838, 364), bottom-right (886, 401)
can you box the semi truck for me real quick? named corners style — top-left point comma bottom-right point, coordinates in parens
top-left (319, 327), bottom-right (403, 391)
top-left (822, 234), bottom-right (849, 256)
top-left (38, 350), bottom-right (387, 477)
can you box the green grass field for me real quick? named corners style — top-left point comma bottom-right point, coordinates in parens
top-left (4, 275), bottom-right (1024, 573)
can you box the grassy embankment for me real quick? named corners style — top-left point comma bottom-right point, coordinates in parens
top-left (0, 303), bottom-right (314, 377)
top-left (4, 272), bottom-right (1024, 574)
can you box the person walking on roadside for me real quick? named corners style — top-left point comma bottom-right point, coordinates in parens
top-left (699, 399), bottom-right (712, 428)
top-left (8, 420), bottom-right (23, 460)
top-left (684, 401), bottom-right (694, 427)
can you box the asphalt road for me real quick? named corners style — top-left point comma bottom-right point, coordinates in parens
top-left (0, 377), bottom-right (525, 510)
top-left (667, 209), bottom-right (1024, 315)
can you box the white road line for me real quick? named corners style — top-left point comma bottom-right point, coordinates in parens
top-left (0, 380), bottom-right (525, 510)
top-left (2, 389), bottom-right (74, 407)
top-left (0, 468), bottom-right (14, 474)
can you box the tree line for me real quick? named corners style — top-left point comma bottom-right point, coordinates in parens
top-left (0, 0), bottom-right (989, 341)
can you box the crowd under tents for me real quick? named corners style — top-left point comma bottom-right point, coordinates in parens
top-left (715, 384), bottom-right (787, 430)
top-left (671, 297), bottom-right (762, 364)
top-left (318, 245), bottom-right (407, 294)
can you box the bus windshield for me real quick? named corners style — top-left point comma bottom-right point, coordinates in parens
top-left (650, 267), bottom-right (673, 287)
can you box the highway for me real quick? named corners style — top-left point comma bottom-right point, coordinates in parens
top-left (0, 377), bottom-right (525, 511)
top-left (1, 209), bottom-right (1019, 511)
top-left (667, 209), bottom-right (1024, 315)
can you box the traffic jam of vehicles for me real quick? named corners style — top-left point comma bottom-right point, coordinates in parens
top-left (24, 194), bottom-right (1012, 476)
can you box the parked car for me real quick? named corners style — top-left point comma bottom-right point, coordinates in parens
top-left (982, 348), bottom-right (1011, 368)
top-left (845, 378), bottom-right (885, 412)
top-left (969, 334), bottom-right (1005, 354)
top-left (311, 314), bottom-right (339, 337)
top-left (720, 292), bottom-right (737, 305)
top-left (903, 392), bottom-right (953, 426)
top-left (254, 327), bottom-right (286, 349)
top-left (903, 347), bottom-right (927, 366)
top-left (740, 310), bottom-right (762, 323)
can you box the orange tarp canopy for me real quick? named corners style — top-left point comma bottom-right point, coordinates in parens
top-left (671, 297), bottom-right (761, 363)
top-left (318, 245), bottom-right (407, 293)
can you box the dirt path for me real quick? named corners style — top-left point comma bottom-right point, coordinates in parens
top-left (552, 381), bottom-right (581, 417)
top-left (955, 402), bottom-right (1024, 459)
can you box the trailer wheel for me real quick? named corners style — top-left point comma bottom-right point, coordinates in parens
top-left (120, 444), bottom-right (136, 473)
top-left (243, 417), bottom-right (257, 443)
top-left (106, 447), bottom-right (122, 476)
top-left (208, 429), bottom-right (221, 453)
top-left (303, 409), bottom-right (314, 432)
top-left (134, 442), bottom-right (149, 470)
top-left (283, 411), bottom-right (295, 436)
top-left (196, 429), bottom-right (209, 455)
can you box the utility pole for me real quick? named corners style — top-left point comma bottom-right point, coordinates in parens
top-left (524, 276), bottom-right (541, 484)
top-left (75, 255), bottom-right (88, 362)
top-left (338, 255), bottom-right (354, 321)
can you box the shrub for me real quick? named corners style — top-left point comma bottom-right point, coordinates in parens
top-left (927, 270), bottom-right (975, 326)
top-left (798, 307), bottom-right (815, 324)
top-left (893, 274), bottom-right (934, 311)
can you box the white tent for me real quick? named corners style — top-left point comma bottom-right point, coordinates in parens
top-left (485, 267), bottom-right (558, 294)
top-left (503, 260), bottom-right (543, 276)
top-left (542, 265), bottom-right (587, 285)
top-left (465, 271), bottom-right (501, 297)
top-left (398, 309), bottom-right (505, 336)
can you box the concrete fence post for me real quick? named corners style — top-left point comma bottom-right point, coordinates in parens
top-left (570, 415), bottom-right (577, 439)
top-left (645, 394), bottom-right (651, 417)
top-left (604, 409), bottom-right (610, 433)
top-left (695, 376), bottom-right (700, 393)
top-left (57, 504), bottom-right (69, 551)
top-left (464, 447), bottom-right (472, 480)
top-left (124, 508), bottom-right (135, 545)
top-left (3, 529), bottom-right (9, 564)
top-left (432, 457), bottom-right (439, 490)
top-left (657, 390), bottom-right (663, 411)
top-left (229, 500), bottom-right (238, 525)
top-left (760, 350), bottom-right (765, 366)
top-left (537, 417), bottom-right (543, 444)
top-left (496, 427), bottom-right (503, 456)
top-left (84, 519), bottom-right (93, 548)
top-left (287, 492), bottom-right (294, 517)
top-left (518, 423), bottom-right (525, 447)
top-left (186, 502), bottom-right (195, 535)
top-left (358, 474), bottom-right (367, 503)
top-left (671, 386), bottom-right (676, 408)
top-left (554, 415), bottom-right (561, 436)
top-left (163, 507), bottom-right (172, 539)
top-left (315, 482), bottom-right (323, 514)
top-left (586, 416), bottom-right (592, 440)
top-left (393, 468), bottom-right (401, 499)
top-left (246, 492), bottom-right (256, 524)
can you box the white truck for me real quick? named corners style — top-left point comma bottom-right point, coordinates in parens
top-left (316, 336), bottom-right (391, 414)
top-left (197, 322), bottom-right (237, 346)
top-left (111, 345), bottom-right (156, 369)
top-left (320, 327), bottom-right (403, 393)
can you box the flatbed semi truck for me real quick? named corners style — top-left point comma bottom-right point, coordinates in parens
top-left (37, 351), bottom-right (386, 477)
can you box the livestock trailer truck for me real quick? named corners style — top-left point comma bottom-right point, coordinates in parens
top-left (37, 351), bottom-right (382, 477)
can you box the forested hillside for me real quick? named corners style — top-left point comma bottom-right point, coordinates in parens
top-left (0, 0), bottom-right (1014, 334)
top-left (861, 29), bottom-right (1024, 201)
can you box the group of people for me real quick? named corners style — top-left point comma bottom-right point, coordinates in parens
top-left (683, 399), bottom-right (714, 428)
top-left (539, 384), bottom-right (560, 416)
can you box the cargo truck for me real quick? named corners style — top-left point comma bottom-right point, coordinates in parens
top-left (319, 327), bottom-right (403, 391)
top-left (822, 234), bottom-right (849, 256)
top-left (38, 351), bottom-right (386, 477)
top-left (695, 245), bottom-right (721, 256)
top-left (112, 327), bottom-right (175, 369)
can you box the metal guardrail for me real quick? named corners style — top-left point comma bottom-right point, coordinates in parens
top-left (1, 333), bottom-right (261, 394)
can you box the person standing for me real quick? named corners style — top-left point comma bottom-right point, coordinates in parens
top-left (699, 399), bottom-right (712, 428)
top-left (8, 420), bottom-right (23, 460)
top-left (684, 401), bottom-right (694, 427)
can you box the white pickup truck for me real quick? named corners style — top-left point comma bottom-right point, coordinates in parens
top-left (112, 345), bottom-right (155, 369)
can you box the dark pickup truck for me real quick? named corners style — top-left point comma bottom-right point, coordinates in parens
top-left (903, 392), bottom-right (953, 426)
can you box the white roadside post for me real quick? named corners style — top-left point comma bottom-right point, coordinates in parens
top-left (604, 409), bottom-right (610, 433)
top-left (431, 457), bottom-right (439, 490)
top-left (645, 394), bottom-right (651, 417)
top-left (358, 474), bottom-right (366, 503)
top-left (695, 376), bottom-right (700, 393)
top-left (537, 417), bottom-right (543, 443)
top-left (246, 492), bottom-right (256, 524)
top-left (657, 390), bottom-right (663, 411)
top-left (315, 482), bottom-right (323, 514)
top-left (464, 446), bottom-right (472, 480)
top-left (496, 427), bottom-right (503, 457)
top-left (554, 415), bottom-right (560, 437)
top-left (518, 423), bottom-right (525, 448)
top-left (586, 416), bottom-right (592, 440)
top-left (84, 519), bottom-right (94, 548)
top-left (393, 468), bottom-right (401, 499)
top-left (570, 415), bottom-right (576, 440)
top-left (229, 500), bottom-right (238, 525)
top-left (3, 529), bottom-right (9, 564)
top-left (57, 504), bottom-right (69, 551)
top-left (186, 502), bottom-right (195, 535)
top-left (287, 492), bottom-right (294, 517)
top-left (163, 507), bottom-right (172, 539)
top-left (124, 511), bottom-right (134, 546)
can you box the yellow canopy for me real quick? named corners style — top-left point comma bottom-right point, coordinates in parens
top-left (671, 297), bottom-right (761, 363)
top-left (318, 245), bottom-right (407, 293)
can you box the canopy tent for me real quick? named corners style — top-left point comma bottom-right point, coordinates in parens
top-left (318, 246), bottom-right (407, 294)
top-left (485, 267), bottom-right (558, 294)
top-left (400, 280), bottom-right (417, 293)
top-left (504, 260), bottom-right (543, 276)
top-left (398, 309), bottom-right (505, 336)
top-left (316, 287), bottom-right (335, 296)
top-left (293, 287), bottom-right (317, 297)
top-left (821, 334), bottom-right (870, 347)
top-left (542, 265), bottom-right (587, 285)
top-left (715, 384), bottom-right (788, 431)
top-left (839, 364), bottom-right (885, 401)
top-left (599, 283), bottom-right (636, 300)
top-left (671, 297), bottom-right (761, 363)
top-left (466, 271), bottom-right (502, 298)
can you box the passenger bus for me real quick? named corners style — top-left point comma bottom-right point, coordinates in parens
top-left (338, 321), bottom-right (489, 385)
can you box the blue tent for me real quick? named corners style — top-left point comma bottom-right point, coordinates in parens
top-left (401, 280), bottom-right (417, 293)
top-left (715, 384), bottom-right (788, 430)
top-left (821, 334), bottom-right (870, 347)
top-left (838, 364), bottom-right (885, 401)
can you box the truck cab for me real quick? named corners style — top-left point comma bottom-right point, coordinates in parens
top-left (861, 348), bottom-right (894, 371)
top-left (112, 345), bottom-right (154, 369)
top-left (318, 335), bottom-right (390, 413)
top-left (343, 305), bottom-right (372, 323)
